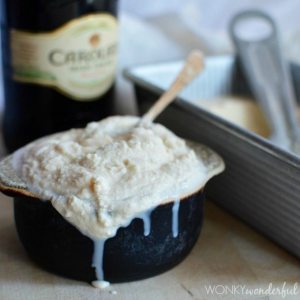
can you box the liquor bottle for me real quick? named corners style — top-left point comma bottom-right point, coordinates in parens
top-left (0, 0), bottom-right (119, 152)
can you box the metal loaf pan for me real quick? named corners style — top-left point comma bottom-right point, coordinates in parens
top-left (124, 56), bottom-right (300, 258)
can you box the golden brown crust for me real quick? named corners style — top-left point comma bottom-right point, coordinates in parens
top-left (0, 182), bottom-right (38, 199)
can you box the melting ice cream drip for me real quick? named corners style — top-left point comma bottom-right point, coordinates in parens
top-left (138, 208), bottom-right (154, 236)
top-left (91, 201), bottom-right (181, 288)
top-left (91, 207), bottom-right (155, 288)
top-left (172, 200), bottom-right (180, 238)
top-left (138, 200), bottom-right (181, 238)
top-left (92, 239), bottom-right (109, 288)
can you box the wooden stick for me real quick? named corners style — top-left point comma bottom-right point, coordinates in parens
top-left (140, 50), bottom-right (204, 124)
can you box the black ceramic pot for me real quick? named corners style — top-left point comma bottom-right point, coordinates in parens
top-left (13, 191), bottom-right (204, 283)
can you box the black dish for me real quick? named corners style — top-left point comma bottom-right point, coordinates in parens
top-left (14, 191), bottom-right (204, 283)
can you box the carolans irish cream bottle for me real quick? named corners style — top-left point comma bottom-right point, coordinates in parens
top-left (0, 0), bottom-right (119, 152)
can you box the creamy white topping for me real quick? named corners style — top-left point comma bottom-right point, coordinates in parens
top-left (195, 96), bottom-right (271, 137)
top-left (12, 116), bottom-right (224, 239)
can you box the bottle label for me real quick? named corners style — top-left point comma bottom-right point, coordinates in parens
top-left (10, 14), bottom-right (118, 101)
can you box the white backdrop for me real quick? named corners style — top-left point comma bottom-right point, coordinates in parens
top-left (120, 0), bottom-right (300, 61)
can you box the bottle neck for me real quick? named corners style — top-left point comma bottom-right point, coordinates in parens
top-left (2, 0), bottom-right (118, 31)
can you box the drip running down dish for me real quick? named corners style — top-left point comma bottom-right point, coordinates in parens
top-left (0, 116), bottom-right (225, 288)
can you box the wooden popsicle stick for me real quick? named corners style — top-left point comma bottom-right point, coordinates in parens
top-left (140, 50), bottom-right (204, 124)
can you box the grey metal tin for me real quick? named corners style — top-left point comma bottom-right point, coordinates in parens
top-left (124, 55), bottom-right (300, 258)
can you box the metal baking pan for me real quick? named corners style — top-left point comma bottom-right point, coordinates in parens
top-left (124, 55), bottom-right (300, 258)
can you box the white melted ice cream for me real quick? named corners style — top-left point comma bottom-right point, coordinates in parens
top-left (12, 116), bottom-right (224, 240)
